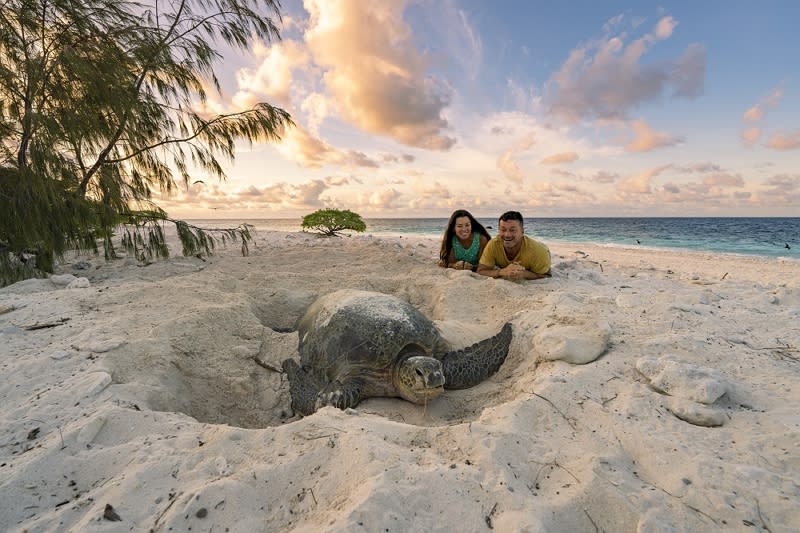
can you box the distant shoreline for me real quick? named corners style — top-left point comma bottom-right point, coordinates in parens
top-left (183, 217), bottom-right (799, 260)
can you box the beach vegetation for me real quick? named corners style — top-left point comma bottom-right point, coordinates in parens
top-left (301, 209), bottom-right (367, 237)
top-left (0, 0), bottom-right (292, 286)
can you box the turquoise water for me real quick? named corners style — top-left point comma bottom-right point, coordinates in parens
top-left (188, 218), bottom-right (800, 259)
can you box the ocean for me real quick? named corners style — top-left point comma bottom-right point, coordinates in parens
top-left (188, 217), bottom-right (800, 260)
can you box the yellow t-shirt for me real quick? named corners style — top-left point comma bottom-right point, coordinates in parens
top-left (479, 236), bottom-right (551, 275)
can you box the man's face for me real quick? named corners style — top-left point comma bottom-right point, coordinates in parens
top-left (498, 219), bottom-right (523, 251)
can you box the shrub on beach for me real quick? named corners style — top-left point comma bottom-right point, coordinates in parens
top-left (301, 209), bottom-right (367, 237)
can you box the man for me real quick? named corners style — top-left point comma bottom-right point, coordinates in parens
top-left (476, 211), bottom-right (551, 280)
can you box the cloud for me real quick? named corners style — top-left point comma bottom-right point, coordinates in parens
top-left (411, 179), bottom-right (452, 199)
top-left (506, 78), bottom-right (541, 113)
top-left (626, 119), bottom-right (682, 152)
top-left (742, 87), bottom-right (784, 122)
top-left (703, 173), bottom-right (744, 187)
top-left (325, 176), bottom-right (350, 186)
top-left (592, 170), bottom-right (620, 183)
top-left (513, 133), bottom-right (537, 151)
top-left (491, 126), bottom-right (513, 135)
top-left (303, 0), bottom-right (455, 150)
top-left (283, 179), bottom-right (329, 205)
top-left (740, 86), bottom-right (784, 145)
top-left (743, 106), bottom-right (763, 122)
top-left (756, 174), bottom-right (800, 204)
top-left (432, 0), bottom-right (484, 80)
top-left (654, 16), bottom-right (677, 39)
top-left (764, 174), bottom-right (800, 191)
top-left (741, 127), bottom-right (761, 146)
top-left (234, 180), bottom-right (329, 207)
top-left (617, 164), bottom-right (671, 194)
top-left (603, 13), bottom-right (625, 33)
top-left (675, 162), bottom-right (722, 173)
top-left (497, 132), bottom-right (536, 182)
top-left (358, 188), bottom-right (402, 209)
top-left (520, 182), bottom-right (597, 207)
top-left (155, 177), bottom-right (349, 213)
top-left (766, 131), bottom-right (800, 150)
top-left (381, 153), bottom-right (416, 163)
top-left (300, 93), bottom-right (331, 136)
top-left (638, 169), bottom-right (750, 209)
top-left (233, 40), bottom-right (309, 108)
top-left (275, 126), bottom-right (381, 168)
top-left (275, 126), bottom-right (344, 168)
top-left (670, 43), bottom-right (705, 99)
top-left (497, 152), bottom-right (525, 183)
top-left (346, 150), bottom-right (380, 168)
top-left (546, 16), bottom-right (705, 122)
top-left (540, 151), bottom-right (579, 165)
top-left (662, 182), bottom-right (680, 194)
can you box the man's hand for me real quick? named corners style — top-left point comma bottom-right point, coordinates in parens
top-left (499, 262), bottom-right (528, 279)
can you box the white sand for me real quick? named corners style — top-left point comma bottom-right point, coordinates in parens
top-left (1, 231), bottom-right (798, 532)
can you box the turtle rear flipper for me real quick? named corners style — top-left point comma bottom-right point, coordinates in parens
top-left (282, 359), bottom-right (323, 416)
top-left (441, 323), bottom-right (512, 390)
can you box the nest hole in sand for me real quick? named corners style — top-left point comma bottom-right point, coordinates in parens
top-left (128, 289), bottom-right (524, 429)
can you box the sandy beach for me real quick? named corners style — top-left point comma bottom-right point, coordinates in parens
top-left (1, 230), bottom-right (798, 532)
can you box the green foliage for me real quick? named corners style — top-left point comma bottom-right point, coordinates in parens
top-left (301, 209), bottom-right (367, 237)
top-left (0, 0), bottom-right (292, 286)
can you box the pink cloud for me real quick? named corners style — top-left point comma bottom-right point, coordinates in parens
top-left (625, 119), bottom-right (683, 152)
top-left (743, 87), bottom-right (784, 122)
top-left (233, 40), bottom-right (309, 108)
top-left (498, 152), bottom-right (525, 183)
top-left (497, 133), bottom-right (536, 182)
top-left (675, 162), bottom-right (722, 173)
top-left (540, 151), bottom-right (579, 165)
top-left (592, 171), bottom-right (620, 183)
top-left (766, 131), bottom-right (800, 150)
top-left (304, 0), bottom-right (455, 150)
top-left (617, 165), bottom-right (671, 194)
top-left (546, 16), bottom-right (705, 122)
top-left (703, 173), bottom-right (744, 188)
top-left (358, 188), bottom-right (402, 209)
top-left (743, 106), bottom-right (763, 122)
top-left (741, 127), bottom-right (761, 146)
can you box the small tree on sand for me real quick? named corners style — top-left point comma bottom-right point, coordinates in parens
top-left (301, 209), bottom-right (366, 237)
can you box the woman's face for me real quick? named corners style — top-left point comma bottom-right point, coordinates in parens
top-left (454, 216), bottom-right (472, 240)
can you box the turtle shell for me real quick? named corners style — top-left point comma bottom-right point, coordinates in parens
top-left (296, 290), bottom-right (449, 387)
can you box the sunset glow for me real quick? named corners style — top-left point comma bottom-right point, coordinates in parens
top-left (157, 0), bottom-right (800, 219)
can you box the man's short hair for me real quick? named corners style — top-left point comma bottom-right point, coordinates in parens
top-left (499, 211), bottom-right (524, 225)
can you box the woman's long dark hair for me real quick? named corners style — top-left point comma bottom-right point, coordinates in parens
top-left (439, 209), bottom-right (491, 264)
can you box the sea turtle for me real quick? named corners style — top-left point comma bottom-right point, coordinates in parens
top-left (281, 289), bottom-right (513, 416)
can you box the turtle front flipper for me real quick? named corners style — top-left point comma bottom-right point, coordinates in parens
top-left (282, 359), bottom-right (323, 416)
top-left (315, 378), bottom-right (365, 411)
top-left (441, 323), bottom-right (513, 390)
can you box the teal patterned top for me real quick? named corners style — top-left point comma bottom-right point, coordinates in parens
top-left (452, 233), bottom-right (481, 264)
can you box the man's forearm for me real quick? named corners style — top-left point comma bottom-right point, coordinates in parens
top-left (477, 265), bottom-right (549, 280)
top-left (476, 265), bottom-right (499, 277)
top-left (522, 270), bottom-right (548, 280)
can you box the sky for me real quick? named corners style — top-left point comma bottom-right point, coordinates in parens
top-left (158, 0), bottom-right (800, 219)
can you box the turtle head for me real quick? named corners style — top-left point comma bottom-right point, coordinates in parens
top-left (395, 355), bottom-right (445, 404)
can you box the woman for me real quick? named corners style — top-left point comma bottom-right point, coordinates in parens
top-left (438, 209), bottom-right (491, 271)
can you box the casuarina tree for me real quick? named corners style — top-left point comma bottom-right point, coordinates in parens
top-left (0, 0), bottom-right (293, 286)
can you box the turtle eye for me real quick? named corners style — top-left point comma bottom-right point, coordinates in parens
top-left (415, 368), bottom-right (423, 376)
